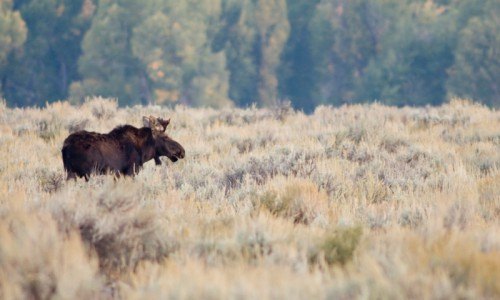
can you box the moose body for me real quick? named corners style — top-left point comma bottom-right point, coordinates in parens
top-left (62, 117), bottom-right (184, 180)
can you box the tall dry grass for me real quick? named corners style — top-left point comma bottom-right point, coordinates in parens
top-left (0, 97), bottom-right (499, 299)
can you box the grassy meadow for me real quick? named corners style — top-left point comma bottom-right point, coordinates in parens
top-left (0, 98), bottom-right (499, 299)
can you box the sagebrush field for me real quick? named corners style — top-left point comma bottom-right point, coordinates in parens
top-left (0, 98), bottom-right (499, 299)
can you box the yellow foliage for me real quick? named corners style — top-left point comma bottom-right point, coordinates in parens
top-left (154, 88), bottom-right (179, 104)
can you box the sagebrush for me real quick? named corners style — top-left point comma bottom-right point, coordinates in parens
top-left (0, 98), bottom-right (499, 299)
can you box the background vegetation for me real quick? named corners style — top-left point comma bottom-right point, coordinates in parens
top-left (0, 98), bottom-right (499, 298)
top-left (0, 0), bottom-right (498, 110)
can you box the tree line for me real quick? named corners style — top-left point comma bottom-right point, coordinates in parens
top-left (0, 0), bottom-right (498, 110)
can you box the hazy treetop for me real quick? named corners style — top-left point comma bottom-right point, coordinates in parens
top-left (0, 0), bottom-right (498, 109)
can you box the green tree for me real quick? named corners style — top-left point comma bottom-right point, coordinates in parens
top-left (255, 0), bottom-right (290, 106)
top-left (131, 0), bottom-right (231, 107)
top-left (70, 0), bottom-right (148, 105)
top-left (217, 0), bottom-right (289, 107)
top-left (446, 0), bottom-right (499, 107)
top-left (0, 0), bottom-right (26, 99)
top-left (3, 0), bottom-right (93, 106)
top-left (278, 0), bottom-right (320, 112)
top-left (310, 0), bottom-right (456, 106)
top-left (74, 0), bottom-right (230, 107)
top-left (309, 0), bottom-right (379, 105)
top-left (359, 1), bottom-right (455, 106)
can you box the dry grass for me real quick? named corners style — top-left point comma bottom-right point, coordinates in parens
top-left (0, 97), bottom-right (499, 299)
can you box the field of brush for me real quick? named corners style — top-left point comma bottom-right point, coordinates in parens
top-left (0, 98), bottom-right (499, 299)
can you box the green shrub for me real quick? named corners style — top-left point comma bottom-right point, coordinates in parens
top-left (310, 226), bottom-right (363, 266)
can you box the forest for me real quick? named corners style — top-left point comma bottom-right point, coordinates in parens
top-left (0, 0), bottom-right (498, 110)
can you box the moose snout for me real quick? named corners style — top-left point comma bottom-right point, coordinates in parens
top-left (178, 148), bottom-right (185, 159)
top-left (168, 146), bottom-right (185, 162)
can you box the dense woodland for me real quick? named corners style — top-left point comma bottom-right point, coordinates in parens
top-left (0, 0), bottom-right (498, 110)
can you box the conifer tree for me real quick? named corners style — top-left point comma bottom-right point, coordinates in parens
top-left (0, 0), bottom-right (26, 100)
top-left (218, 0), bottom-right (289, 107)
top-left (3, 0), bottom-right (92, 106)
top-left (70, 0), bottom-right (147, 105)
top-left (446, 0), bottom-right (499, 107)
top-left (131, 0), bottom-right (231, 107)
top-left (278, 0), bottom-right (320, 112)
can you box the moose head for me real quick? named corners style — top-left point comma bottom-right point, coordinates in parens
top-left (143, 116), bottom-right (185, 164)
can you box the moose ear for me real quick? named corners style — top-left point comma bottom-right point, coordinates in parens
top-left (142, 116), bottom-right (151, 128)
top-left (143, 115), bottom-right (159, 129)
top-left (157, 118), bottom-right (170, 132)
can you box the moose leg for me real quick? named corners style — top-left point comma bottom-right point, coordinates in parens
top-left (154, 156), bottom-right (162, 165)
top-left (122, 163), bottom-right (140, 177)
top-left (66, 171), bottom-right (77, 181)
top-left (121, 167), bottom-right (134, 177)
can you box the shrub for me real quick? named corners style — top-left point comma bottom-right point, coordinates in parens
top-left (380, 136), bottom-right (409, 153)
top-left (237, 226), bottom-right (273, 261)
top-left (0, 213), bottom-right (101, 299)
top-left (310, 226), bottom-right (363, 266)
top-left (49, 182), bottom-right (179, 275)
top-left (35, 117), bottom-right (63, 141)
top-left (82, 97), bottom-right (117, 120)
top-left (256, 178), bottom-right (328, 225)
top-left (66, 117), bottom-right (90, 133)
top-left (37, 169), bottom-right (64, 193)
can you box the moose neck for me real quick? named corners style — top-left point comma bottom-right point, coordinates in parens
top-left (141, 145), bottom-right (156, 163)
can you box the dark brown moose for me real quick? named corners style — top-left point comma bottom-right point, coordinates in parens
top-left (62, 116), bottom-right (185, 180)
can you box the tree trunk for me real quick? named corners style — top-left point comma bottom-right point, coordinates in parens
top-left (60, 62), bottom-right (67, 96)
top-left (140, 73), bottom-right (152, 105)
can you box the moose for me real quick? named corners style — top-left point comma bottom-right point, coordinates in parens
top-left (62, 116), bottom-right (185, 180)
